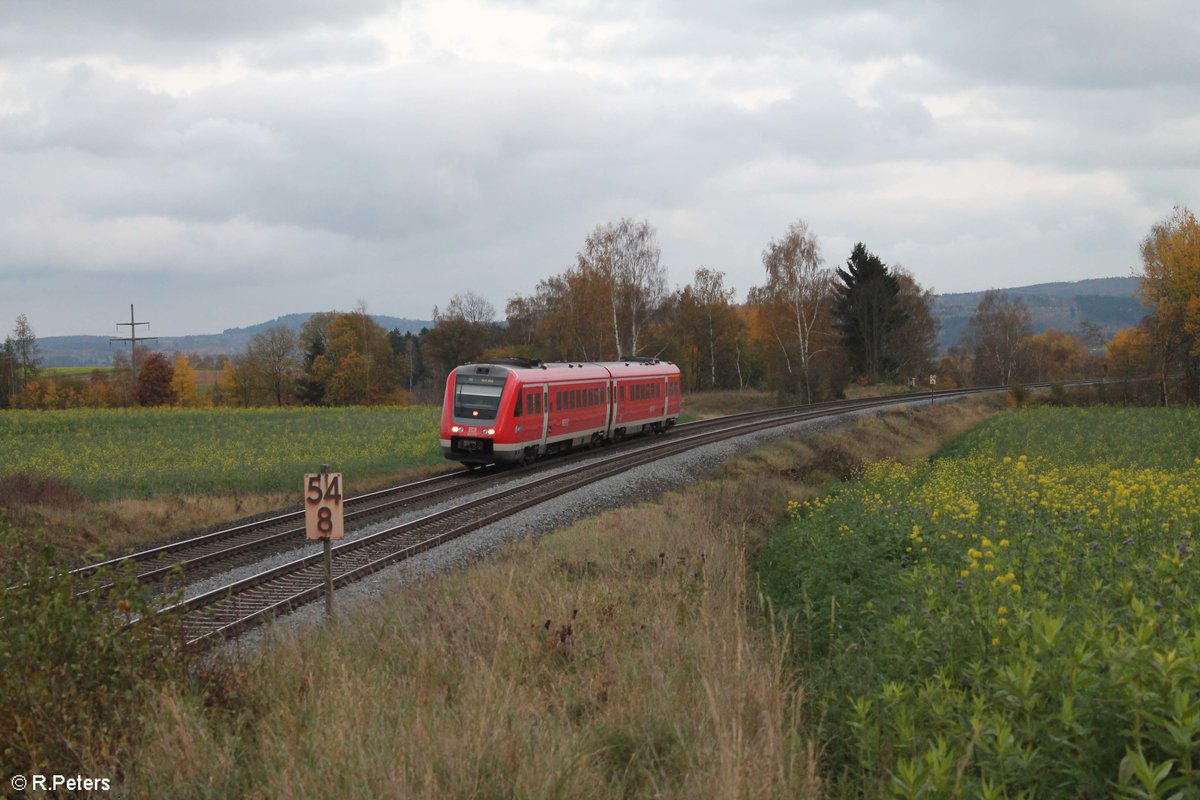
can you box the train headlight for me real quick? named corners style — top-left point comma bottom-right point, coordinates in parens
top-left (484, 428), bottom-right (496, 435)
top-left (451, 425), bottom-right (463, 433)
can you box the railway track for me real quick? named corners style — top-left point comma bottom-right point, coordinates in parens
top-left (152, 385), bottom-right (1008, 647)
top-left (74, 391), bottom-right (925, 590)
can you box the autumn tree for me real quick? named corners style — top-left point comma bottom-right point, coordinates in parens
top-left (248, 326), bottom-right (300, 406)
top-left (888, 267), bottom-right (940, 383)
top-left (506, 267), bottom-right (613, 361)
top-left (962, 290), bottom-right (1032, 386)
top-left (84, 369), bottom-right (122, 408)
top-left (834, 243), bottom-right (904, 383)
top-left (171, 353), bottom-right (202, 407)
top-left (661, 268), bottom-right (744, 391)
top-left (1107, 324), bottom-right (1159, 405)
top-left (135, 352), bottom-right (177, 406)
top-left (1020, 328), bottom-right (1094, 383)
top-left (296, 313), bottom-right (335, 405)
top-left (321, 308), bottom-right (410, 405)
top-left (746, 282), bottom-right (846, 400)
top-left (214, 357), bottom-right (239, 406)
top-left (756, 221), bottom-right (835, 402)
top-left (423, 292), bottom-right (500, 377)
top-left (578, 218), bottom-right (667, 358)
top-left (1137, 205), bottom-right (1200, 402)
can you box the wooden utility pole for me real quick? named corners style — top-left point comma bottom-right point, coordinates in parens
top-left (110, 304), bottom-right (157, 405)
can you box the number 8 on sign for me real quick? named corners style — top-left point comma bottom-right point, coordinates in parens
top-left (304, 472), bottom-right (345, 540)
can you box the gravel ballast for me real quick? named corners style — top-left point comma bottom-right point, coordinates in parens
top-left (217, 398), bottom-right (962, 651)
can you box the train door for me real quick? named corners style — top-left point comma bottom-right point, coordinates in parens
top-left (661, 377), bottom-right (669, 418)
top-left (606, 379), bottom-right (616, 436)
top-left (540, 385), bottom-right (549, 450)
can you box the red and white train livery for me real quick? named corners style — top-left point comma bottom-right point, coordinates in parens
top-left (440, 358), bottom-right (682, 466)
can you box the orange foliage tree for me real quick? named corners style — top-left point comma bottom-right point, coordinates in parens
top-left (1138, 205), bottom-right (1200, 402)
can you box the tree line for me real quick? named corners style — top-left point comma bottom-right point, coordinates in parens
top-left (4, 206), bottom-right (1196, 410)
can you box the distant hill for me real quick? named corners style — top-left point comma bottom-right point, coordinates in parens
top-left (933, 277), bottom-right (1144, 350)
top-left (38, 313), bottom-right (432, 367)
top-left (36, 278), bottom-right (1148, 366)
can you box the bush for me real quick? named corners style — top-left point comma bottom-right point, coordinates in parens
top-left (0, 518), bottom-right (184, 775)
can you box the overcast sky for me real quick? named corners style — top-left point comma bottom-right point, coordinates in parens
top-left (1, 1), bottom-right (1197, 337)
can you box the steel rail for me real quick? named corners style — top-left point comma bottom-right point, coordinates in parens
top-left (164, 386), bottom-right (1009, 647)
top-left (69, 390), bottom-right (938, 586)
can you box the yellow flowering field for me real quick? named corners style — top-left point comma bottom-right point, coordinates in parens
top-left (0, 406), bottom-right (443, 499)
top-left (759, 408), bottom-right (1200, 798)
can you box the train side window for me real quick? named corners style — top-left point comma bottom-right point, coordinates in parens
top-left (556, 392), bottom-right (561, 412)
top-left (619, 385), bottom-right (624, 402)
top-left (536, 393), bottom-right (542, 414)
top-left (515, 394), bottom-right (523, 417)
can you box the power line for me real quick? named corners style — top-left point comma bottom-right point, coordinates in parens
top-left (110, 304), bottom-right (158, 405)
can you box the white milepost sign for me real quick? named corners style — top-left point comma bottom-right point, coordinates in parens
top-left (304, 472), bottom-right (345, 540)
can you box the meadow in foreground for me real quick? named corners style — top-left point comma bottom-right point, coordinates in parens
top-left (0, 405), bottom-right (443, 499)
top-left (759, 407), bottom-right (1200, 798)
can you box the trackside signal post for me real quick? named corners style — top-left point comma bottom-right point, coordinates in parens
top-left (305, 465), bottom-right (344, 617)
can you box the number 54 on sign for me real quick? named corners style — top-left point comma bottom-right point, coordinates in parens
top-left (305, 472), bottom-right (345, 540)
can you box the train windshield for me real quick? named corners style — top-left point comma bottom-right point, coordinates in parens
top-left (454, 382), bottom-right (504, 420)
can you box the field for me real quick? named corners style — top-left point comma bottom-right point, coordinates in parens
top-left (42, 366), bottom-right (118, 377)
top-left (759, 407), bottom-right (1200, 797)
top-left (95, 400), bottom-right (1001, 797)
top-left (0, 405), bottom-right (443, 500)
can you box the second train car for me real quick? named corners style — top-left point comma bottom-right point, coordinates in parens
top-left (440, 357), bottom-right (681, 466)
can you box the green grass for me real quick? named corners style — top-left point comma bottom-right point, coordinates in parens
top-left (0, 405), bottom-right (444, 499)
top-left (41, 366), bottom-right (117, 377)
top-left (759, 407), bottom-right (1200, 798)
top-left (939, 406), bottom-right (1200, 468)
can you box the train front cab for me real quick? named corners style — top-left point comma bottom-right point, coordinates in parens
top-left (441, 364), bottom-right (519, 466)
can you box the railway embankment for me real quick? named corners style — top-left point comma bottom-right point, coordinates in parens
top-left (83, 397), bottom-right (1000, 797)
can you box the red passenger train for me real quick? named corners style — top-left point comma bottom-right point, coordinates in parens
top-left (440, 357), bottom-right (682, 466)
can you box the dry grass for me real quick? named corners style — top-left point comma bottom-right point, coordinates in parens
top-left (118, 397), bottom-right (1001, 798)
top-left (679, 389), bottom-right (780, 419)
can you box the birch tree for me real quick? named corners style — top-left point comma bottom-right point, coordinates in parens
top-left (963, 290), bottom-right (1032, 386)
top-left (761, 220), bottom-right (833, 403)
top-left (578, 219), bottom-right (666, 358)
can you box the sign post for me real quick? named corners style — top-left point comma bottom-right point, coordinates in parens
top-left (304, 465), bottom-right (344, 618)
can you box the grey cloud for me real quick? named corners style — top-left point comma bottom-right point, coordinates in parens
top-left (1, 0), bottom-right (1195, 338)
top-left (0, 0), bottom-right (397, 61)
